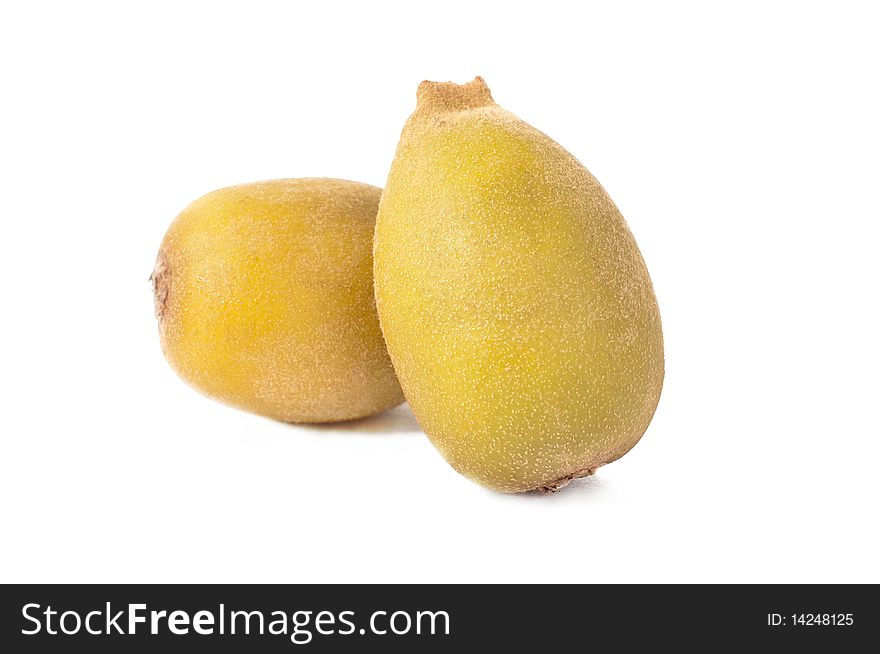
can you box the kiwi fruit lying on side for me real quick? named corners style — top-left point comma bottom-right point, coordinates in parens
top-left (152, 178), bottom-right (403, 423)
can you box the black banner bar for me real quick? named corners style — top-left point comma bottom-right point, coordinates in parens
top-left (1, 584), bottom-right (875, 651)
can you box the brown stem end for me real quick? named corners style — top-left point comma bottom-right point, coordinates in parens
top-left (150, 252), bottom-right (170, 327)
top-left (415, 76), bottom-right (495, 115)
top-left (539, 466), bottom-right (597, 494)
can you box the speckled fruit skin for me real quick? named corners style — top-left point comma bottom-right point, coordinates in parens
top-left (153, 178), bottom-right (404, 423)
top-left (373, 78), bottom-right (664, 492)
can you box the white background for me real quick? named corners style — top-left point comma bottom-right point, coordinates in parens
top-left (1, 1), bottom-right (878, 583)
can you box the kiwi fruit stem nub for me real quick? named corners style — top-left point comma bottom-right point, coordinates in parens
top-left (415, 77), bottom-right (496, 115)
top-left (150, 254), bottom-right (169, 329)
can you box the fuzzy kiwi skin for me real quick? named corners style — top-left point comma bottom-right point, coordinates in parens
top-left (373, 78), bottom-right (664, 493)
top-left (153, 178), bottom-right (404, 423)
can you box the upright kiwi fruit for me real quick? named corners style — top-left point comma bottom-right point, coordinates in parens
top-left (373, 78), bottom-right (664, 492)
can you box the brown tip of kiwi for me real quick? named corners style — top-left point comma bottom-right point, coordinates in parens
top-left (150, 252), bottom-right (170, 327)
top-left (415, 76), bottom-right (495, 115)
top-left (539, 466), bottom-right (597, 494)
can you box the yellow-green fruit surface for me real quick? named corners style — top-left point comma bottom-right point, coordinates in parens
top-left (153, 178), bottom-right (404, 423)
top-left (373, 78), bottom-right (664, 492)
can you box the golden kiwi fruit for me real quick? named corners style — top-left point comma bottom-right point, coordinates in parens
top-left (152, 178), bottom-right (403, 423)
top-left (373, 78), bottom-right (664, 492)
